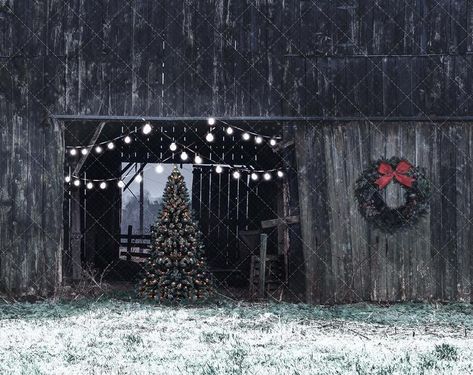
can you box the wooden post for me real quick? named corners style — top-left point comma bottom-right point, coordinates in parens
top-left (126, 225), bottom-right (133, 261)
top-left (258, 233), bottom-right (268, 299)
top-left (69, 189), bottom-right (83, 281)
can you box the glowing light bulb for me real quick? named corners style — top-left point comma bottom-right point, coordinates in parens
top-left (86, 182), bottom-right (94, 190)
top-left (107, 142), bottom-right (115, 150)
top-left (73, 179), bottom-right (80, 187)
top-left (194, 155), bottom-right (203, 164)
top-left (134, 174), bottom-right (143, 183)
top-left (242, 132), bottom-right (250, 141)
top-left (81, 148), bottom-right (88, 155)
top-left (180, 151), bottom-right (188, 161)
top-left (65, 176), bottom-right (71, 183)
top-left (255, 136), bottom-right (263, 144)
top-left (142, 123), bottom-right (152, 135)
top-left (99, 182), bottom-right (107, 190)
top-left (95, 145), bottom-right (103, 153)
top-left (263, 172), bottom-right (271, 181)
top-left (215, 165), bottom-right (223, 174)
top-left (277, 170), bottom-right (284, 178)
top-left (117, 180), bottom-right (125, 188)
top-left (206, 133), bottom-right (214, 142)
top-left (155, 164), bottom-right (164, 174)
top-left (124, 136), bottom-right (132, 144)
top-left (69, 149), bottom-right (77, 156)
top-left (169, 142), bottom-right (177, 151)
top-left (233, 171), bottom-right (241, 179)
top-left (207, 117), bottom-right (216, 126)
top-left (226, 127), bottom-right (234, 135)
top-left (269, 139), bottom-right (277, 147)
top-left (251, 173), bottom-right (258, 181)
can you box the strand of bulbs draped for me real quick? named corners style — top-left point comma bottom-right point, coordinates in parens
top-left (65, 119), bottom-right (284, 190)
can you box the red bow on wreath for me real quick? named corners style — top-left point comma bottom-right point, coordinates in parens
top-left (375, 160), bottom-right (414, 189)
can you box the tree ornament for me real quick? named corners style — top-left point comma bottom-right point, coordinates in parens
top-left (355, 157), bottom-right (431, 233)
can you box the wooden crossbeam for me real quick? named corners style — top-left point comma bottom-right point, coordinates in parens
top-left (261, 215), bottom-right (299, 229)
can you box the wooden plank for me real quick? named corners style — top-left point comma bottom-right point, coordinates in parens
top-left (258, 233), bottom-right (268, 299)
top-left (261, 215), bottom-right (300, 229)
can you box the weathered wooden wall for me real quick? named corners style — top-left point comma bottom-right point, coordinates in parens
top-left (296, 121), bottom-right (473, 304)
top-left (2, 0), bottom-right (473, 297)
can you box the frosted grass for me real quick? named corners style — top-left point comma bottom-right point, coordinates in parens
top-left (0, 300), bottom-right (472, 374)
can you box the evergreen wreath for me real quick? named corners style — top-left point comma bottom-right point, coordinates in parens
top-left (354, 156), bottom-right (430, 233)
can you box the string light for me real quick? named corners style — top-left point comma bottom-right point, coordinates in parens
top-left (65, 176), bottom-right (71, 183)
top-left (194, 155), bottom-right (203, 164)
top-left (86, 182), bottom-right (94, 190)
top-left (70, 149), bottom-right (77, 156)
top-left (251, 173), bottom-right (258, 181)
top-left (142, 123), bottom-right (152, 135)
top-left (155, 164), bottom-right (164, 174)
top-left (255, 136), bottom-right (263, 144)
top-left (277, 170), bottom-right (284, 178)
top-left (180, 151), bottom-right (188, 161)
top-left (134, 174), bottom-right (143, 184)
top-left (124, 136), bottom-right (132, 144)
top-left (269, 139), bottom-right (277, 147)
top-left (263, 172), bottom-right (271, 181)
top-left (206, 133), bottom-right (214, 142)
top-left (242, 133), bottom-right (250, 141)
top-left (99, 182), bottom-right (107, 190)
top-left (95, 145), bottom-right (103, 154)
top-left (215, 165), bottom-right (223, 174)
top-left (73, 179), bottom-right (80, 187)
top-left (117, 180), bottom-right (125, 188)
top-left (207, 117), bottom-right (216, 126)
top-left (232, 171), bottom-right (241, 179)
top-left (107, 142), bottom-right (115, 150)
top-left (81, 148), bottom-right (88, 155)
top-left (170, 142), bottom-right (177, 151)
top-left (226, 127), bottom-right (234, 135)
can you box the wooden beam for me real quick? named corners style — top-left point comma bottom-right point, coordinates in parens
top-left (261, 215), bottom-right (300, 229)
top-left (258, 234), bottom-right (268, 299)
top-left (72, 121), bottom-right (106, 176)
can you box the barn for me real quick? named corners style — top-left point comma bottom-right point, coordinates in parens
top-left (1, 0), bottom-right (472, 304)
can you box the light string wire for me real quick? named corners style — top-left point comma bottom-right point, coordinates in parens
top-left (65, 121), bottom-right (284, 188)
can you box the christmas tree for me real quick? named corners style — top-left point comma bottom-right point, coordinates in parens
top-left (140, 166), bottom-right (212, 302)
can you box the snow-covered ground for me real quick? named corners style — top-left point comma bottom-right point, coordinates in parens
top-left (0, 300), bottom-right (472, 374)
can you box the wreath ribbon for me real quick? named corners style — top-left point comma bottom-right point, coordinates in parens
top-left (375, 160), bottom-right (414, 189)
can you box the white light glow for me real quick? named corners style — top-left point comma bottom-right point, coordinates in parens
top-left (215, 165), bottom-right (223, 174)
top-left (269, 139), bottom-right (277, 146)
top-left (107, 142), bottom-right (115, 150)
top-left (65, 176), bottom-right (71, 183)
top-left (226, 127), bottom-right (234, 135)
top-left (255, 136), bottom-right (263, 144)
top-left (95, 145), bottom-right (103, 153)
top-left (117, 180), bottom-right (125, 188)
top-left (194, 155), bottom-right (203, 164)
top-left (206, 133), bottom-right (214, 142)
top-left (142, 123), bottom-right (152, 135)
top-left (155, 164), bottom-right (164, 174)
top-left (207, 117), bottom-right (216, 126)
top-left (134, 174), bottom-right (143, 183)
top-left (81, 148), bottom-right (88, 155)
top-left (124, 136), bottom-right (132, 144)
top-left (180, 151), bottom-right (188, 161)
top-left (70, 149), bottom-right (77, 156)
top-left (73, 180), bottom-right (80, 187)
top-left (99, 182), bottom-right (107, 190)
top-left (86, 182), bottom-right (94, 190)
top-left (277, 170), bottom-right (284, 178)
top-left (242, 132), bottom-right (250, 141)
top-left (263, 172), bottom-right (271, 181)
top-left (233, 171), bottom-right (241, 179)
top-left (251, 173), bottom-right (258, 181)
top-left (170, 142), bottom-right (177, 151)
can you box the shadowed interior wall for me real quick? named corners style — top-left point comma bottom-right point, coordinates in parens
top-left (296, 121), bottom-right (472, 304)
